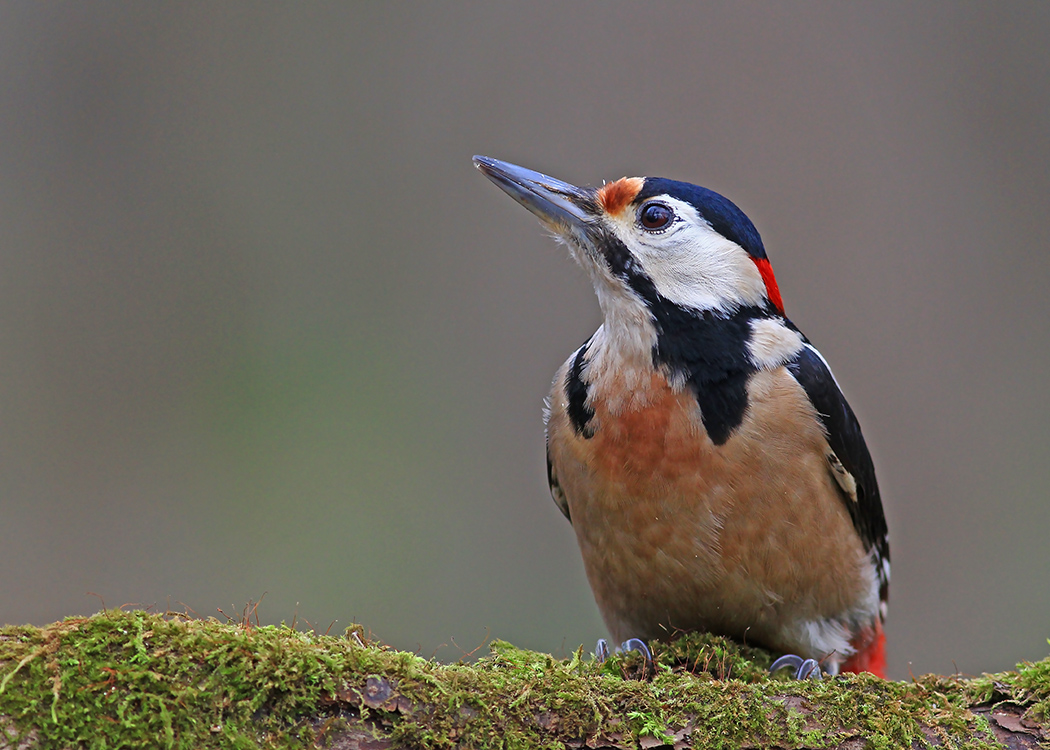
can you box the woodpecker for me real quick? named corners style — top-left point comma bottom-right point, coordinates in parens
top-left (474, 156), bottom-right (891, 677)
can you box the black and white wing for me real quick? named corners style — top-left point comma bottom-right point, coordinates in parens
top-left (786, 343), bottom-right (890, 600)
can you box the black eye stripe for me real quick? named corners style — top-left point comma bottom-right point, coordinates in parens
top-left (639, 201), bottom-right (673, 231)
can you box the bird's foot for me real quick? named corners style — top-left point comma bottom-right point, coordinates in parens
top-left (770, 654), bottom-right (823, 680)
top-left (621, 637), bottom-right (653, 667)
top-left (595, 637), bottom-right (654, 677)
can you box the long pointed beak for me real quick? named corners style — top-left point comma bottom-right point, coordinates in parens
top-left (473, 156), bottom-right (600, 235)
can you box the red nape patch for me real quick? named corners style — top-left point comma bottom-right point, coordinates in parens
top-left (752, 258), bottom-right (785, 315)
top-left (597, 177), bottom-right (644, 216)
top-left (841, 623), bottom-right (887, 678)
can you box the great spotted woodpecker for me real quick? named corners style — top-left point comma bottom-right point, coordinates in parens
top-left (474, 156), bottom-right (890, 678)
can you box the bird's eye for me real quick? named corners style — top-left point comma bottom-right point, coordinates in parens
top-left (639, 202), bottom-right (673, 231)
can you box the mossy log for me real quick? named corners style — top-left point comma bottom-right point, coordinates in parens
top-left (0, 611), bottom-right (1047, 749)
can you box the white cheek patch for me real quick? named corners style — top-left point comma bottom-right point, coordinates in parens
top-left (747, 318), bottom-right (804, 369)
top-left (605, 198), bottom-right (768, 314)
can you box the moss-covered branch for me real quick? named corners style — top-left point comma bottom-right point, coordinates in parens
top-left (0, 611), bottom-right (1047, 749)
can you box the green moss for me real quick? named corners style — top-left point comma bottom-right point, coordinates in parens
top-left (0, 611), bottom-right (1047, 749)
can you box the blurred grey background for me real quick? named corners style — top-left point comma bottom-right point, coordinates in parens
top-left (1, 4), bottom-right (1047, 680)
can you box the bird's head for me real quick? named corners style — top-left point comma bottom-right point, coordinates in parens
top-left (473, 156), bottom-right (784, 323)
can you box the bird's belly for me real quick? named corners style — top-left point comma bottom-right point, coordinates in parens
top-left (550, 368), bottom-right (872, 654)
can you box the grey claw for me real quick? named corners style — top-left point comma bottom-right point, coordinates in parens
top-left (621, 638), bottom-right (654, 677)
top-left (770, 654), bottom-right (803, 673)
top-left (595, 637), bottom-right (653, 674)
top-left (770, 654), bottom-right (822, 680)
top-left (621, 638), bottom-right (653, 665)
top-left (796, 658), bottom-right (822, 680)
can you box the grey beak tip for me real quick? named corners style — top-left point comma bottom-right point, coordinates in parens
top-left (472, 154), bottom-right (595, 231)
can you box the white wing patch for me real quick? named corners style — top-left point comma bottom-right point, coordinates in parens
top-left (826, 449), bottom-right (859, 504)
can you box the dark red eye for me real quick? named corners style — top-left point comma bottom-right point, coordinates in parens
top-left (639, 202), bottom-right (673, 231)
